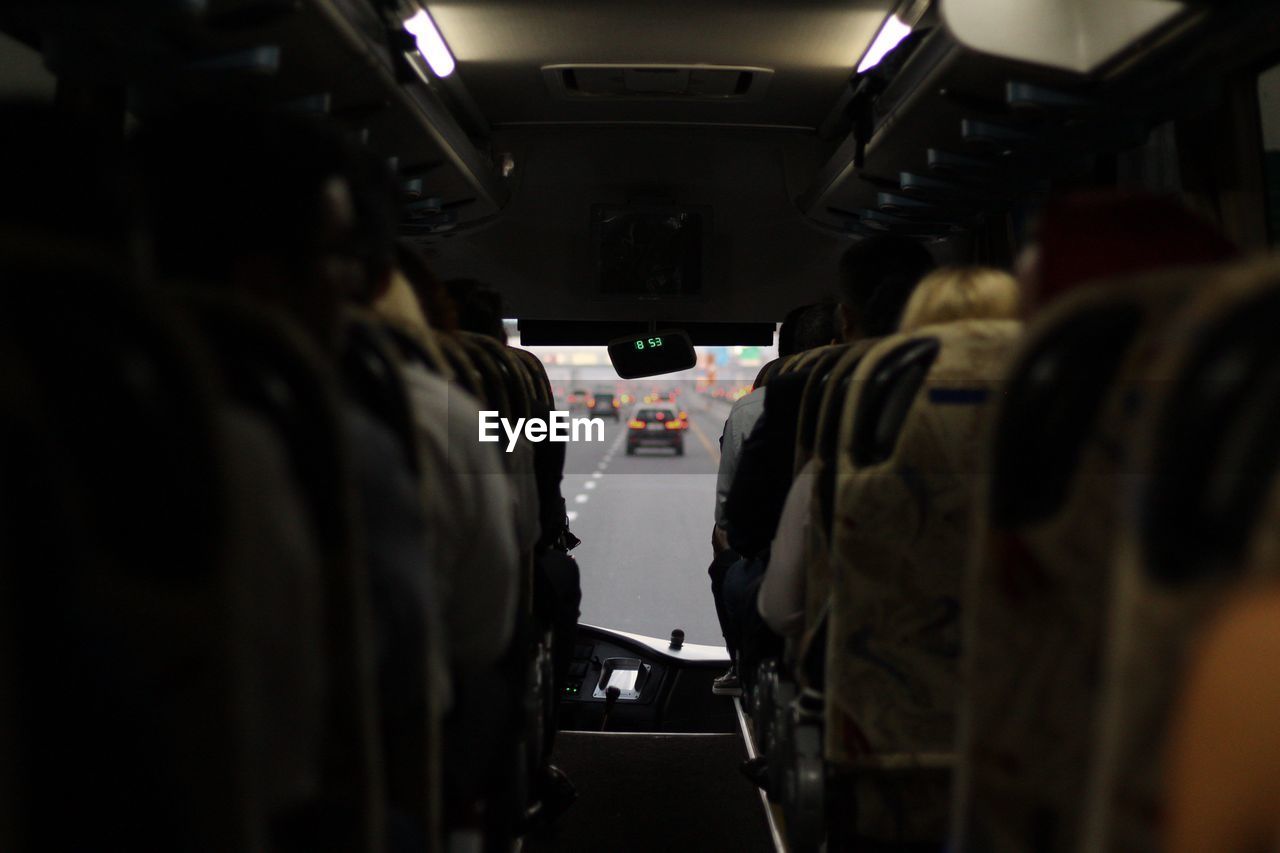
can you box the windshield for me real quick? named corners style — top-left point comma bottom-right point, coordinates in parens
top-left (514, 329), bottom-right (777, 645)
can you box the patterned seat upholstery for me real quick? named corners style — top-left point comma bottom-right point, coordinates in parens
top-left (797, 340), bottom-right (877, 670)
top-left (794, 345), bottom-right (854, 477)
top-left (826, 319), bottom-right (1021, 843)
top-left (1081, 261), bottom-right (1280, 853)
top-left (952, 270), bottom-right (1202, 853)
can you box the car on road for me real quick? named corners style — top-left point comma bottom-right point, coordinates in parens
top-left (589, 391), bottom-right (621, 420)
top-left (626, 404), bottom-right (685, 455)
top-left (566, 388), bottom-right (590, 413)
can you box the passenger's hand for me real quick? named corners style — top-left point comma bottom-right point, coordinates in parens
top-left (712, 525), bottom-right (729, 558)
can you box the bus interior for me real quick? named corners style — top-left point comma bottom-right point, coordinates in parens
top-left (4, 0), bottom-right (1280, 851)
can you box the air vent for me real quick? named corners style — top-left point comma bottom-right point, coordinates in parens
top-left (542, 64), bottom-right (772, 101)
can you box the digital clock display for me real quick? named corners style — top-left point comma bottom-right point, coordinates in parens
top-left (607, 329), bottom-right (696, 379)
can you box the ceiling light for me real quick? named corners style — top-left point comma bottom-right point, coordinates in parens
top-left (404, 8), bottom-right (455, 79)
top-left (857, 14), bottom-right (912, 73)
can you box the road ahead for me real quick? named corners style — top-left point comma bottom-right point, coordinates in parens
top-left (560, 397), bottom-right (728, 646)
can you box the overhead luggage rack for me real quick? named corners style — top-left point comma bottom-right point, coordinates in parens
top-left (0, 0), bottom-right (509, 235)
top-left (798, 3), bottom-right (1280, 241)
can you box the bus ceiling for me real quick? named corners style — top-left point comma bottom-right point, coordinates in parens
top-left (3, 1), bottom-right (1279, 320)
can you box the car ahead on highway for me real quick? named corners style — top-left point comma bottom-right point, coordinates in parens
top-left (627, 405), bottom-right (685, 456)
top-left (566, 388), bottom-right (590, 413)
top-left (589, 391), bottom-right (621, 420)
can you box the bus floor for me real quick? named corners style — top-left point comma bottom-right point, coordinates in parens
top-left (524, 729), bottom-right (776, 852)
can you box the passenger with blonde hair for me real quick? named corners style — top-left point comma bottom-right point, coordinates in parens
top-left (898, 265), bottom-right (1021, 331)
top-left (758, 263), bottom-right (1016, 644)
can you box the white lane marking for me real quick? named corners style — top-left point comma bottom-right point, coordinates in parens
top-left (584, 481), bottom-right (597, 490)
top-left (592, 471), bottom-right (603, 478)
top-left (574, 494), bottom-right (589, 504)
top-left (566, 510), bottom-right (578, 522)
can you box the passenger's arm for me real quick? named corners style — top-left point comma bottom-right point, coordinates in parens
top-left (1164, 588), bottom-right (1280, 853)
top-left (714, 390), bottom-right (764, 530)
top-left (757, 468), bottom-right (815, 637)
top-left (714, 418), bottom-right (739, 530)
top-left (724, 412), bottom-right (774, 556)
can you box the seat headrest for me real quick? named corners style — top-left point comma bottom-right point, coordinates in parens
top-left (814, 340), bottom-right (877, 465)
top-left (797, 346), bottom-right (850, 459)
top-left (186, 293), bottom-right (349, 557)
top-left (457, 334), bottom-right (511, 415)
top-left (437, 335), bottom-right (484, 399)
top-left (851, 338), bottom-right (940, 468)
top-left (1142, 285), bottom-right (1280, 585)
top-left (341, 314), bottom-right (419, 479)
top-left (990, 302), bottom-right (1142, 528)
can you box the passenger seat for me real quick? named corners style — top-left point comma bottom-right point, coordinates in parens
top-left (826, 319), bottom-right (1021, 845)
top-left (1082, 261), bottom-right (1280, 853)
top-left (952, 268), bottom-right (1203, 853)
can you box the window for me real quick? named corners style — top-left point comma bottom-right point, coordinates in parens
top-left (513, 331), bottom-right (777, 645)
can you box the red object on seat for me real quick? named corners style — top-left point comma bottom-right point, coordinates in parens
top-left (1035, 191), bottom-right (1237, 307)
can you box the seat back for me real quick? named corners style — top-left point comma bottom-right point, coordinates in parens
top-left (0, 272), bottom-right (254, 849)
top-left (798, 340), bottom-right (877, 656)
top-left (374, 269), bottom-right (454, 379)
top-left (187, 293), bottom-right (386, 852)
top-left (790, 343), bottom-right (842, 375)
top-left (951, 269), bottom-right (1201, 853)
top-left (1081, 261), bottom-right (1280, 853)
top-left (755, 356), bottom-right (785, 388)
top-left (510, 347), bottom-right (555, 408)
top-left (464, 333), bottom-right (532, 419)
top-left (436, 333), bottom-right (486, 399)
top-left (825, 319), bottom-right (1021, 844)
top-left (343, 310), bottom-right (421, 479)
top-left (794, 345), bottom-right (854, 475)
top-left (457, 333), bottom-right (514, 417)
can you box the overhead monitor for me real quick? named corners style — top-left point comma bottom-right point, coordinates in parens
top-left (593, 204), bottom-right (709, 298)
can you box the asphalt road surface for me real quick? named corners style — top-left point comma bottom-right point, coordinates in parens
top-left (561, 397), bottom-right (730, 646)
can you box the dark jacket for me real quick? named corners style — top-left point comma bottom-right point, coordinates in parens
top-left (723, 367), bottom-right (811, 558)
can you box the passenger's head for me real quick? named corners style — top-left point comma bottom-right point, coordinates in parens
top-left (789, 302), bottom-right (839, 351)
top-left (836, 234), bottom-right (937, 342)
top-left (445, 278), bottom-right (506, 343)
top-left (342, 148), bottom-right (402, 307)
top-left (778, 304), bottom-right (810, 356)
top-left (1028, 191), bottom-right (1237, 311)
top-left (396, 241), bottom-right (458, 333)
top-left (898, 266), bottom-right (1021, 332)
top-left (134, 110), bottom-right (368, 352)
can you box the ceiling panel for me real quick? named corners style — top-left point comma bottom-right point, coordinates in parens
top-left (426, 0), bottom-right (894, 128)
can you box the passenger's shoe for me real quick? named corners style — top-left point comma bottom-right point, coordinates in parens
top-left (740, 755), bottom-right (771, 795)
top-left (712, 666), bottom-right (743, 697)
top-left (524, 764), bottom-right (578, 833)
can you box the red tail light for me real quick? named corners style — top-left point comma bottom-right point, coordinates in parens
top-left (613, 399), bottom-right (620, 407)
top-left (628, 419), bottom-right (645, 430)
top-left (665, 420), bottom-right (683, 430)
